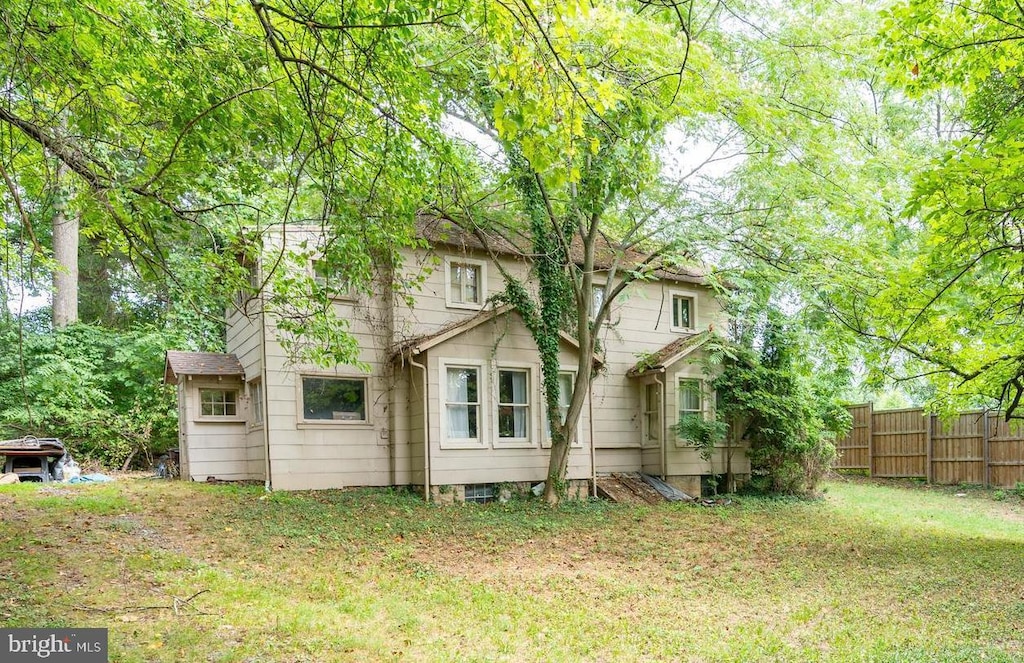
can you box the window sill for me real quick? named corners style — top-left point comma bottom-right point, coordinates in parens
top-left (297, 421), bottom-right (373, 429)
top-left (495, 439), bottom-right (536, 449)
top-left (445, 301), bottom-right (484, 311)
top-left (194, 417), bottom-right (245, 424)
top-left (542, 439), bottom-right (583, 449)
top-left (670, 327), bottom-right (697, 335)
top-left (439, 440), bottom-right (488, 450)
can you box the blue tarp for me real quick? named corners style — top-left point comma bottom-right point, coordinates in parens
top-left (69, 473), bottom-right (114, 483)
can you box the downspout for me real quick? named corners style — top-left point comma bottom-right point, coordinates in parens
top-left (589, 381), bottom-right (597, 498)
top-left (410, 353), bottom-right (430, 502)
top-left (655, 372), bottom-right (667, 481)
top-left (260, 305), bottom-right (272, 492)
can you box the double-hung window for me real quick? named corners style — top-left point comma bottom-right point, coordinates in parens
top-left (445, 258), bottom-right (485, 309)
top-left (670, 291), bottom-right (697, 332)
top-left (591, 284), bottom-right (606, 318)
top-left (644, 383), bottom-right (661, 446)
top-left (312, 259), bottom-right (354, 299)
top-left (249, 379), bottom-right (264, 427)
top-left (677, 378), bottom-right (704, 444)
top-left (446, 366), bottom-right (480, 442)
top-left (497, 369), bottom-right (530, 442)
top-left (545, 371), bottom-right (577, 447)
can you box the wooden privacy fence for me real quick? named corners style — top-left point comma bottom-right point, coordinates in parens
top-left (835, 404), bottom-right (1024, 488)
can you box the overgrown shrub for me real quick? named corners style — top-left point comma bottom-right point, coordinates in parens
top-left (702, 310), bottom-right (851, 496)
top-left (0, 321), bottom-right (180, 468)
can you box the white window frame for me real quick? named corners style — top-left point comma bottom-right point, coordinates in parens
top-left (675, 376), bottom-right (706, 447)
top-left (591, 283), bottom-right (606, 318)
top-left (543, 369), bottom-right (582, 449)
top-left (642, 381), bottom-right (661, 448)
top-left (311, 258), bottom-right (356, 301)
top-left (439, 359), bottom-right (487, 449)
top-left (495, 364), bottom-right (535, 448)
top-left (197, 387), bottom-right (242, 421)
top-left (444, 256), bottom-right (487, 310)
top-left (669, 289), bottom-right (698, 333)
top-left (297, 374), bottom-right (370, 426)
top-left (248, 378), bottom-right (264, 429)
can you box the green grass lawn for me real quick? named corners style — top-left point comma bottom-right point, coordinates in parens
top-left (1, 477), bottom-right (1022, 662)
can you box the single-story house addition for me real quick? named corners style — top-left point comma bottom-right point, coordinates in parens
top-left (164, 222), bottom-right (749, 500)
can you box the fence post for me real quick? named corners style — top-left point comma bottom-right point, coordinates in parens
top-left (925, 411), bottom-right (933, 484)
top-left (983, 410), bottom-right (991, 489)
top-left (867, 401), bottom-right (874, 477)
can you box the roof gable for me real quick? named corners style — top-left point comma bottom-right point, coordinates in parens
top-left (392, 305), bottom-right (603, 367)
top-left (626, 332), bottom-right (712, 378)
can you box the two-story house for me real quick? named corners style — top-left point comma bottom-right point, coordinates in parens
top-left (163, 219), bottom-right (749, 499)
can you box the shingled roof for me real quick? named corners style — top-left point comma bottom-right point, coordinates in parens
top-left (626, 332), bottom-right (712, 378)
top-left (164, 351), bottom-right (245, 385)
top-left (417, 216), bottom-right (711, 286)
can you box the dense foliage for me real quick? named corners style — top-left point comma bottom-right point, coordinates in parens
top-left (0, 319), bottom-right (180, 468)
top-left (6, 0), bottom-right (1019, 489)
top-left (692, 310), bottom-right (852, 495)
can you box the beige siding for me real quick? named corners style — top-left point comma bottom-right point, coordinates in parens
top-left (258, 298), bottom-right (393, 490)
top-left (589, 279), bottom-right (724, 479)
top-left (179, 377), bottom-right (253, 481)
top-left (392, 247), bottom-right (532, 343)
top-left (420, 312), bottom-right (592, 487)
top-left (595, 448), bottom-right (641, 474)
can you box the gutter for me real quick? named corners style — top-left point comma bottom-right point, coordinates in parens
top-left (589, 382), bottom-right (597, 498)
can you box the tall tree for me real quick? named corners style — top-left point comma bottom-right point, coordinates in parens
top-left (427, 0), bottom-right (741, 502)
top-left (827, 0), bottom-right (1024, 415)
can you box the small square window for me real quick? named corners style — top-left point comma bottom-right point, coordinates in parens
top-left (463, 484), bottom-right (495, 503)
top-left (200, 389), bottom-right (238, 417)
top-left (671, 293), bottom-right (695, 331)
top-left (445, 258), bottom-right (486, 309)
top-left (301, 376), bottom-right (367, 422)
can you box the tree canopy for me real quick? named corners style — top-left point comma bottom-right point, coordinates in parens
top-left (4, 0), bottom-right (1022, 488)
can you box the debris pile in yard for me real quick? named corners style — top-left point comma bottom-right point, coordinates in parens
top-left (596, 473), bottom-right (695, 503)
top-left (0, 436), bottom-right (113, 484)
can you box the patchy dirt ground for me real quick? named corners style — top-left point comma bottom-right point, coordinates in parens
top-left (1, 477), bottom-right (1022, 662)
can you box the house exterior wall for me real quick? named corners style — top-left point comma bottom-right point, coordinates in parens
top-left (261, 296), bottom-right (392, 491)
top-left (419, 313), bottom-right (592, 488)
top-left (590, 278), bottom-right (729, 475)
top-left (391, 245), bottom-right (532, 343)
top-left (226, 297), bottom-right (268, 482)
top-left (211, 223), bottom-right (740, 494)
top-left (177, 376), bottom-right (253, 481)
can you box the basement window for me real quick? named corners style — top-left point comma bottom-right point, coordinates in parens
top-left (463, 484), bottom-right (495, 503)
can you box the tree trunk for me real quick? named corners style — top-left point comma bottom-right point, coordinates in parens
top-left (51, 194), bottom-right (79, 328)
top-left (78, 235), bottom-right (114, 324)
